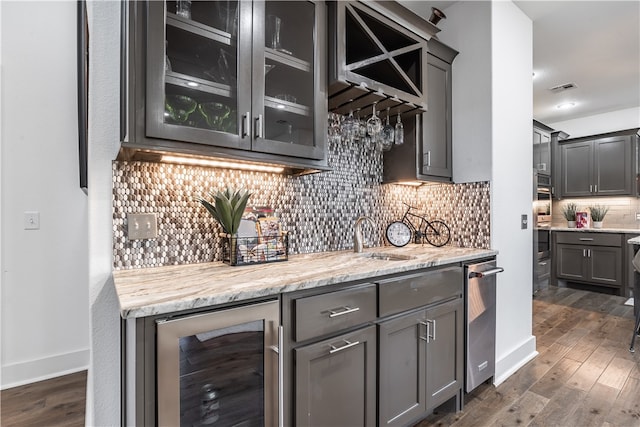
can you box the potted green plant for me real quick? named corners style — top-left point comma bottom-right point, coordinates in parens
top-left (561, 202), bottom-right (578, 228)
top-left (198, 187), bottom-right (251, 262)
top-left (589, 204), bottom-right (609, 229)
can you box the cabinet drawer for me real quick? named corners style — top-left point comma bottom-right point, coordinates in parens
top-left (378, 267), bottom-right (463, 317)
top-left (555, 232), bottom-right (621, 247)
top-left (293, 284), bottom-right (377, 342)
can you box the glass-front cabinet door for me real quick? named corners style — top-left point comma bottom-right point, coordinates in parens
top-left (145, 0), bottom-right (326, 160)
top-left (147, 1), bottom-right (251, 151)
top-left (156, 300), bottom-right (280, 426)
top-left (251, 1), bottom-right (324, 160)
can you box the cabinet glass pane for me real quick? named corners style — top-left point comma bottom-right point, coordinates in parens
top-left (263, 1), bottom-right (315, 147)
top-left (178, 319), bottom-right (265, 426)
top-left (164, 1), bottom-right (239, 135)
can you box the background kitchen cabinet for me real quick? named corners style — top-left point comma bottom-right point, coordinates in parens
top-left (553, 232), bottom-right (623, 294)
top-left (121, 0), bottom-right (328, 169)
top-left (383, 39), bottom-right (458, 183)
top-left (559, 129), bottom-right (638, 198)
top-left (533, 120), bottom-right (552, 177)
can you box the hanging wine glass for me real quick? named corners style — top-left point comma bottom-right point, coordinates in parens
top-left (394, 112), bottom-right (404, 145)
top-left (379, 107), bottom-right (395, 151)
top-left (341, 109), bottom-right (358, 143)
top-left (366, 103), bottom-right (382, 141)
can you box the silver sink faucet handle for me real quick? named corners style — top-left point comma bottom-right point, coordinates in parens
top-left (354, 216), bottom-right (376, 253)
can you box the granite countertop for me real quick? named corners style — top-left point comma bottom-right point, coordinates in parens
top-left (113, 245), bottom-right (498, 319)
top-left (551, 227), bottom-right (640, 234)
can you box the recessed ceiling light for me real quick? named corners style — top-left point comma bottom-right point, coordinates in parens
top-left (556, 102), bottom-right (576, 110)
top-left (186, 81), bottom-right (199, 87)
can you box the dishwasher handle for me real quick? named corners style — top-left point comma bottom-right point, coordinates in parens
top-left (468, 267), bottom-right (504, 279)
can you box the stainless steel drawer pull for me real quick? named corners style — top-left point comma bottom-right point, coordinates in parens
top-left (328, 306), bottom-right (360, 318)
top-left (579, 238), bottom-right (594, 241)
top-left (329, 339), bottom-right (360, 354)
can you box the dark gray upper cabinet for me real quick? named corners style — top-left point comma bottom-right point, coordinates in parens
top-left (559, 129), bottom-right (639, 198)
top-left (533, 120), bottom-right (553, 177)
top-left (121, 1), bottom-right (328, 170)
top-left (383, 39), bottom-right (458, 183)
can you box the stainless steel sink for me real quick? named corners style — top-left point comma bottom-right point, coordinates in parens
top-left (360, 252), bottom-right (416, 261)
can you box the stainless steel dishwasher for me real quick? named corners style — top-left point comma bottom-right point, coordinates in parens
top-left (465, 260), bottom-right (503, 393)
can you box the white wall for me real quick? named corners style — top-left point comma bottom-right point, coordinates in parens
top-left (0, 1), bottom-right (89, 388)
top-left (490, 1), bottom-right (537, 383)
top-left (86, 1), bottom-right (122, 425)
top-left (548, 106), bottom-right (640, 138)
top-left (439, 1), bottom-right (493, 184)
top-left (438, 0), bottom-right (536, 384)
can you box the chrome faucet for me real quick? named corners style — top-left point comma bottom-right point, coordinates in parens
top-left (354, 216), bottom-right (376, 253)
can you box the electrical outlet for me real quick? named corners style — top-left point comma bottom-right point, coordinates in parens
top-left (24, 211), bottom-right (40, 230)
top-left (521, 214), bottom-right (528, 229)
top-left (127, 213), bottom-right (158, 240)
top-left (636, 212), bottom-right (640, 221)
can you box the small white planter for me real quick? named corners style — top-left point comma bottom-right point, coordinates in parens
top-left (593, 221), bottom-right (603, 229)
top-left (567, 220), bottom-right (576, 228)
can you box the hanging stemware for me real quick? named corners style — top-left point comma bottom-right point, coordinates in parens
top-left (366, 103), bottom-right (382, 143)
top-left (394, 112), bottom-right (404, 145)
top-left (379, 107), bottom-right (395, 151)
top-left (341, 109), bottom-right (358, 143)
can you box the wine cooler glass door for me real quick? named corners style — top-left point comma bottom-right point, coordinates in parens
top-left (156, 300), bottom-right (280, 427)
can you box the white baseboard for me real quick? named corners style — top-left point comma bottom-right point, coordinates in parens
top-left (1, 348), bottom-right (90, 390)
top-left (493, 335), bottom-right (538, 386)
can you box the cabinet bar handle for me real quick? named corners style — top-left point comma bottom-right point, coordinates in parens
top-left (419, 320), bottom-right (431, 343)
top-left (588, 249), bottom-right (591, 257)
top-left (428, 319), bottom-right (436, 341)
top-left (328, 306), bottom-right (360, 318)
top-left (590, 184), bottom-right (593, 192)
top-left (242, 112), bottom-right (250, 138)
top-left (329, 339), bottom-right (360, 354)
top-left (583, 249), bottom-right (586, 257)
top-left (594, 185), bottom-right (598, 193)
top-left (579, 238), bottom-right (594, 241)
top-left (255, 114), bottom-right (264, 139)
top-left (427, 151), bottom-right (431, 167)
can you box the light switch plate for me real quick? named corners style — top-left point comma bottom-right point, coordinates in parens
top-left (636, 212), bottom-right (640, 221)
top-left (521, 214), bottom-right (528, 229)
top-left (24, 211), bottom-right (40, 230)
top-left (127, 213), bottom-right (158, 240)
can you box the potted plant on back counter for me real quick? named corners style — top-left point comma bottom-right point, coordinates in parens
top-left (198, 187), bottom-right (251, 263)
top-left (589, 204), bottom-right (610, 229)
top-left (561, 202), bottom-right (578, 228)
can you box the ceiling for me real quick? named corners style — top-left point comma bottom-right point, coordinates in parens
top-left (399, 1), bottom-right (640, 126)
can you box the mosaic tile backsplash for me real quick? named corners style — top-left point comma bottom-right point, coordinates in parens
top-left (113, 137), bottom-right (491, 269)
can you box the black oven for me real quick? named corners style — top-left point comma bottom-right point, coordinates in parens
top-left (534, 173), bottom-right (552, 293)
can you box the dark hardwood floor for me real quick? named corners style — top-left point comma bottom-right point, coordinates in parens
top-left (417, 286), bottom-right (640, 427)
top-left (0, 370), bottom-right (86, 426)
top-left (1, 286), bottom-right (638, 427)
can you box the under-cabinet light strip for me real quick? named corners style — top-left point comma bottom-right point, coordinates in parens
top-left (160, 155), bottom-right (285, 173)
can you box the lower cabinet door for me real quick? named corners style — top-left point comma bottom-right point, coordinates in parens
top-left (589, 246), bottom-right (622, 286)
top-left (378, 310), bottom-right (426, 427)
top-left (556, 244), bottom-right (588, 281)
top-left (425, 298), bottom-right (463, 411)
top-left (294, 325), bottom-right (377, 427)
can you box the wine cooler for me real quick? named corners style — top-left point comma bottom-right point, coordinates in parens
top-left (156, 300), bottom-right (281, 426)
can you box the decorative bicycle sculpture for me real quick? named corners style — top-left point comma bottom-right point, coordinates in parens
top-left (386, 203), bottom-right (451, 247)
